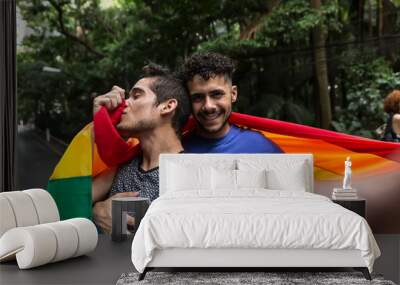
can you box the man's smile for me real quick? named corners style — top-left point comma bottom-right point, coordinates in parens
top-left (199, 112), bottom-right (221, 122)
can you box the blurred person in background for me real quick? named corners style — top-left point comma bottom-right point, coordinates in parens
top-left (382, 90), bottom-right (400, 142)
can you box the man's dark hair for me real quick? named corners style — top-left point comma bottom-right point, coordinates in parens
top-left (181, 52), bottom-right (236, 84)
top-left (141, 63), bottom-right (190, 136)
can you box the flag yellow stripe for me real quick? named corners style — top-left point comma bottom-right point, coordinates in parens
top-left (50, 124), bottom-right (92, 180)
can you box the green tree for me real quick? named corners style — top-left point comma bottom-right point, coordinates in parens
top-left (17, 0), bottom-right (400, 140)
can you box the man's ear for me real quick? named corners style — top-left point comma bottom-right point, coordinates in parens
top-left (160, 99), bottom-right (178, 115)
top-left (231, 85), bottom-right (238, 103)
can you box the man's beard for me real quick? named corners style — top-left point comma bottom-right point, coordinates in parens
top-left (116, 120), bottom-right (156, 139)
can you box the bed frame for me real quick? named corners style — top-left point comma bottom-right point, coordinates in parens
top-left (138, 154), bottom-right (372, 281)
top-left (139, 248), bottom-right (371, 280)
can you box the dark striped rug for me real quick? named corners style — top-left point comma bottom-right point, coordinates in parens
top-left (116, 271), bottom-right (396, 285)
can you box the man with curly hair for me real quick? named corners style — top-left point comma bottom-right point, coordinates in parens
top-left (181, 52), bottom-right (282, 153)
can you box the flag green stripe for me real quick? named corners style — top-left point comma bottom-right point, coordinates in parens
top-left (47, 176), bottom-right (92, 220)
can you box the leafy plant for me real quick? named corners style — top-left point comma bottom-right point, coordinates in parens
top-left (332, 51), bottom-right (400, 138)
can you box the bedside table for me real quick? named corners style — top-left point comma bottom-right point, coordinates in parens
top-left (332, 199), bottom-right (366, 218)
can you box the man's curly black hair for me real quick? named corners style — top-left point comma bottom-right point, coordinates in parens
top-left (181, 52), bottom-right (236, 84)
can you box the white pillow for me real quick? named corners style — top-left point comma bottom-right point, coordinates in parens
top-left (211, 168), bottom-right (268, 190)
top-left (167, 163), bottom-right (212, 192)
top-left (236, 169), bottom-right (268, 189)
top-left (212, 168), bottom-right (236, 190)
top-left (238, 159), bottom-right (308, 191)
top-left (267, 167), bottom-right (307, 191)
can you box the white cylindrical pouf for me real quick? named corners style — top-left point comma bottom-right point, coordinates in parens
top-left (0, 218), bottom-right (97, 269)
top-left (0, 226), bottom-right (57, 269)
top-left (0, 192), bottom-right (39, 227)
top-left (65, 218), bottom-right (98, 257)
top-left (42, 221), bottom-right (79, 263)
top-left (0, 196), bottom-right (17, 237)
top-left (23, 189), bottom-right (59, 224)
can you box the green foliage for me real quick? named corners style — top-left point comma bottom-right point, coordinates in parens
top-left (200, 0), bottom-right (342, 54)
top-left (255, 0), bottom-right (341, 46)
top-left (17, 0), bottom-right (400, 140)
top-left (332, 51), bottom-right (400, 138)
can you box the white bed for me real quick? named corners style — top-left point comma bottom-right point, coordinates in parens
top-left (131, 154), bottom-right (380, 280)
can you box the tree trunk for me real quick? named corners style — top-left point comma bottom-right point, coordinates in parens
top-left (311, 0), bottom-right (331, 129)
top-left (360, 0), bottom-right (365, 41)
top-left (382, 0), bottom-right (398, 63)
top-left (377, 0), bottom-right (383, 38)
top-left (367, 0), bottom-right (373, 38)
top-left (349, 0), bottom-right (365, 41)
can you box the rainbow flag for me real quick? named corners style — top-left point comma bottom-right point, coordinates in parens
top-left (48, 113), bottom-right (400, 233)
top-left (47, 124), bottom-right (93, 220)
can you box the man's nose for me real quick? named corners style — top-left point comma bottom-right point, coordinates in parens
top-left (202, 96), bottom-right (216, 112)
top-left (124, 98), bottom-right (133, 109)
top-left (125, 97), bottom-right (133, 105)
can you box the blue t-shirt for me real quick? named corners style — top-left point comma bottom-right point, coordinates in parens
top-left (183, 125), bottom-right (283, 153)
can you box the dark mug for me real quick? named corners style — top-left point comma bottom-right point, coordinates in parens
top-left (111, 197), bottom-right (150, 242)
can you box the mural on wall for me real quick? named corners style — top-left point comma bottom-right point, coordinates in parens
top-left (47, 113), bottom-right (400, 233)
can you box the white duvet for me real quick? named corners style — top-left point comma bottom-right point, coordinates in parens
top-left (131, 190), bottom-right (380, 273)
